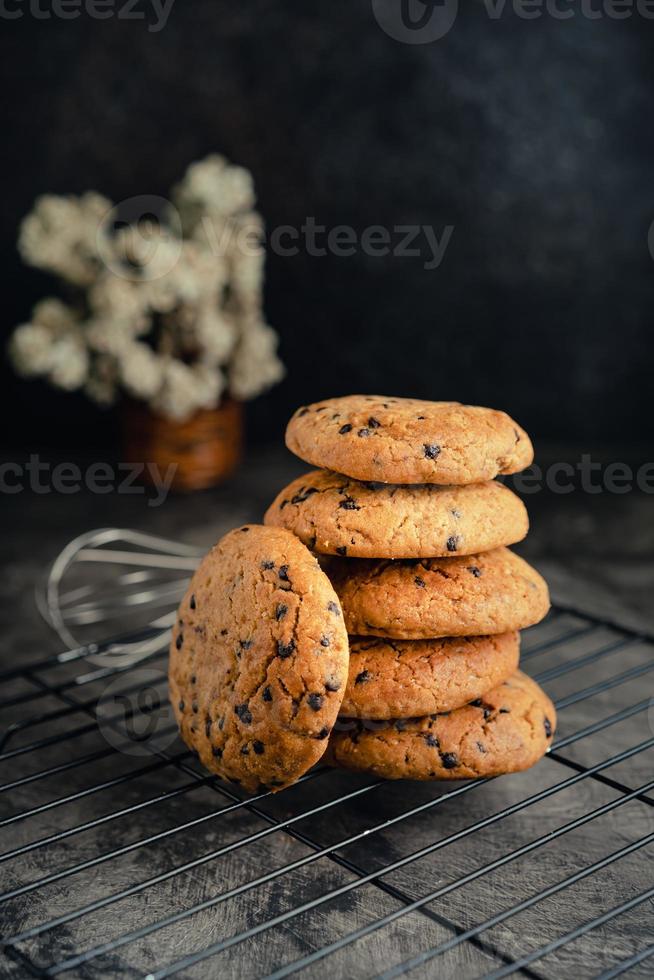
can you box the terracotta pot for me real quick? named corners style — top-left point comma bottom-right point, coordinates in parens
top-left (122, 399), bottom-right (244, 491)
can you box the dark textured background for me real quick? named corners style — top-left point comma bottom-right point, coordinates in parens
top-left (1, 0), bottom-right (653, 449)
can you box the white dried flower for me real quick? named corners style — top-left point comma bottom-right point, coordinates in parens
top-left (9, 156), bottom-right (283, 420)
top-left (88, 274), bottom-right (149, 330)
top-left (9, 323), bottom-right (55, 376)
top-left (153, 359), bottom-right (202, 421)
top-left (19, 192), bottom-right (111, 286)
top-left (194, 306), bottom-right (237, 365)
top-left (31, 297), bottom-right (80, 335)
top-left (48, 336), bottom-right (89, 391)
top-left (172, 154), bottom-right (255, 236)
top-left (118, 342), bottom-right (163, 399)
top-left (229, 318), bottom-right (284, 400)
top-left (191, 362), bottom-right (225, 410)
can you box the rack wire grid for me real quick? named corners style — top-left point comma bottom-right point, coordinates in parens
top-left (1, 537), bottom-right (653, 979)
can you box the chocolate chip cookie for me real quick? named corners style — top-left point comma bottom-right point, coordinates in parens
top-left (328, 671), bottom-right (556, 780)
top-left (326, 547), bottom-right (550, 639)
top-left (286, 396), bottom-right (533, 484)
top-left (340, 631), bottom-right (520, 719)
top-left (264, 469), bottom-right (528, 558)
top-left (169, 524), bottom-right (349, 793)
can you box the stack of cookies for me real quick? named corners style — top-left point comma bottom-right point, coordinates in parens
top-left (265, 395), bottom-right (554, 782)
top-left (169, 395), bottom-right (555, 794)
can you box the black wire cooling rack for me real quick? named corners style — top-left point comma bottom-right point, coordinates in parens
top-left (1, 604), bottom-right (653, 979)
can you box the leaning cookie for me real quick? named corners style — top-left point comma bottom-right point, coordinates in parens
top-left (340, 632), bottom-right (520, 719)
top-left (328, 671), bottom-right (556, 780)
top-left (286, 395), bottom-right (533, 485)
top-left (169, 524), bottom-right (349, 793)
top-left (326, 547), bottom-right (550, 639)
top-left (264, 470), bottom-right (528, 559)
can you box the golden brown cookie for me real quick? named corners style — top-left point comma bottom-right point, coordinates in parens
top-left (326, 547), bottom-right (550, 639)
top-left (328, 671), bottom-right (556, 780)
top-left (168, 524), bottom-right (349, 793)
top-left (286, 395), bottom-right (533, 484)
top-left (340, 632), bottom-right (520, 719)
top-left (264, 469), bottom-right (528, 558)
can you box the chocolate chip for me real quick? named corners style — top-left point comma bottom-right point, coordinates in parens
top-left (189, 594), bottom-right (196, 610)
top-left (414, 576), bottom-right (426, 588)
top-left (291, 487), bottom-right (319, 505)
top-left (339, 424), bottom-right (353, 434)
top-left (220, 629), bottom-right (228, 636)
top-left (240, 527), bottom-right (250, 532)
top-left (278, 564), bottom-right (290, 582)
top-left (190, 675), bottom-right (196, 684)
top-left (336, 546), bottom-right (348, 556)
top-left (424, 444), bottom-right (441, 460)
top-left (417, 415), bottom-right (425, 420)
top-left (275, 603), bottom-right (288, 620)
top-left (253, 740), bottom-right (265, 754)
top-left (178, 700), bottom-right (185, 711)
top-left (441, 752), bottom-right (458, 769)
top-left (307, 693), bottom-right (324, 711)
top-left (218, 717), bottom-right (224, 730)
top-left (320, 635), bottom-right (331, 647)
top-left (175, 633), bottom-right (184, 650)
top-left (316, 726), bottom-right (330, 739)
top-left (261, 560), bottom-right (275, 570)
top-left (240, 639), bottom-right (253, 650)
top-left (212, 746), bottom-right (223, 758)
top-left (192, 702), bottom-right (198, 714)
top-left (277, 639), bottom-right (295, 658)
top-left (262, 686), bottom-right (273, 702)
top-left (476, 741), bottom-right (487, 753)
top-left (425, 733), bottom-right (440, 748)
top-left (499, 707), bottom-right (511, 714)
top-left (325, 676), bottom-right (341, 691)
top-left (328, 601), bottom-right (341, 616)
top-left (355, 670), bottom-right (372, 685)
top-left (446, 535), bottom-right (459, 552)
top-left (544, 717), bottom-right (553, 738)
top-left (357, 428), bottom-right (370, 438)
top-left (241, 745), bottom-right (249, 755)
top-left (234, 704), bottom-right (252, 724)
top-left (467, 566), bottom-right (482, 577)
top-left (368, 417), bottom-right (381, 428)
top-left (338, 496), bottom-right (360, 511)
top-left (205, 718), bottom-right (212, 737)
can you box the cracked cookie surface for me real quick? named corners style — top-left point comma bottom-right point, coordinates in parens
top-left (286, 395), bottom-right (533, 484)
top-left (264, 469), bottom-right (528, 558)
top-left (328, 670), bottom-right (556, 780)
top-left (169, 524), bottom-right (349, 793)
top-left (326, 547), bottom-right (550, 639)
top-left (341, 632), bottom-right (520, 719)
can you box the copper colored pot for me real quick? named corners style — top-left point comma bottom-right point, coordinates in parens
top-left (122, 399), bottom-right (243, 491)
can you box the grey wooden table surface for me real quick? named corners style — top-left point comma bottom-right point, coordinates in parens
top-left (1, 446), bottom-right (653, 979)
